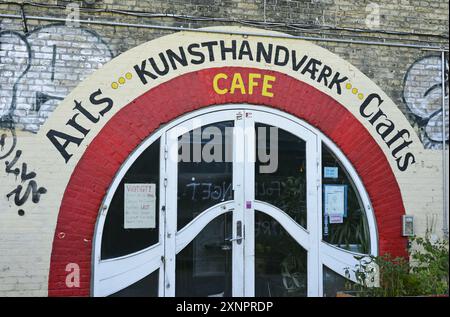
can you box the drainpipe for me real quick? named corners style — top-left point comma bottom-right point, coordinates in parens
top-left (442, 51), bottom-right (449, 239)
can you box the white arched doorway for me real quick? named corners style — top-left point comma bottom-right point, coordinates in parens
top-left (92, 105), bottom-right (378, 297)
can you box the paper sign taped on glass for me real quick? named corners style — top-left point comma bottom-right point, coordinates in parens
top-left (124, 183), bottom-right (157, 229)
top-left (324, 185), bottom-right (347, 224)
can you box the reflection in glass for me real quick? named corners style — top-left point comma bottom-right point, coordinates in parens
top-left (322, 143), bottom-right (370, 254)
top-left (177, 121), bottom-right (234, 230)
top-left (101, 139), bottom-right (160, 260)
top-left (176, 213), bottom-right (232, 297)
top-left (109, 269), bottom-right (159, 297)
top-left (323, 266), bottom-right (355, 297)
top-left (255, 211), bottom-right (307, 297)
top-left (255, 123), bottom-right (307, 229)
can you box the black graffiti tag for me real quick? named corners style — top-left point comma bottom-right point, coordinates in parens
top-left (6, 182), bottom-right (47, 206)
top-left (1, 133), bottom-right (47, 214)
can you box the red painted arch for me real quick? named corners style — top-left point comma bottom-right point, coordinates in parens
top-left (48, 67), bottom-right (407, 296)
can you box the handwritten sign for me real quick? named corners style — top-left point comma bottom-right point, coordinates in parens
top-left (324, 185), bottom-right (347, 224)
top-left (124, 183), bottom-right (156, 229)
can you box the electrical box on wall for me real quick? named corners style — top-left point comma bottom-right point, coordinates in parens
top-left (402, 215), bottom-right (415, 237)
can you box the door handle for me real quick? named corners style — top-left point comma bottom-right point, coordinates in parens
top-left (225, 220), bottom-right (243, 244)
top-left (225, 237), bottom-right (243, 242)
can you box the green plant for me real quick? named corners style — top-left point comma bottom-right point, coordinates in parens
top-left (410, 235), bottom-right (449, 295)
top-left (328, 208), bottom-right (370, 254)
top-left (347, 254), bottom-right (416, 297)
top-left (345, 234), bottom-right (449, 297)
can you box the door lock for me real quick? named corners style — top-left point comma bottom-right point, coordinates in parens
top-left (225, 220), bottom-right (243, 244)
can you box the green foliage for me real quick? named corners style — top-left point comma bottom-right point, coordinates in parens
top-left (410, 235), bottom-right (449, 295)
top-left (345, 235), bottom-right (449, 297)
top-left (328, 208), bottom-right (370, 254)
top-left (280, 175), bottom-right (371, 254)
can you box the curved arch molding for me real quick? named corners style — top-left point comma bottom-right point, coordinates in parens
top-left (48, 66), bottom-right (409, 295)
top-left (29, 27), bottom-right (417, 296)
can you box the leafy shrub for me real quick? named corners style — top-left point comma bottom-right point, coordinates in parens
top-left (410, 236), bottom-right (449, 295)
top-left (345, 235), bottom-right (449, 296)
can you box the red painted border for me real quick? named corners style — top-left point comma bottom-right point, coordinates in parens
top-left (48, 67), bottom-right (407, 296)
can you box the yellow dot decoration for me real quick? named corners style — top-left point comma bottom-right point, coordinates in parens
top-left (111, 72), bottom-right (133, 89)
top-left (346, 82), bottom-right (365, 101)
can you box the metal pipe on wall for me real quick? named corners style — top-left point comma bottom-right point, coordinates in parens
top-left (442, 51), bottom-right (449, 238)
top-left (0, 13), bottom-right (448, 51)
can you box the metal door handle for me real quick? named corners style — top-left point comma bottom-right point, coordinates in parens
top-left (225, 220), bottom-right (243, 244)
top-left (226, 237), bottom-right (243, 242)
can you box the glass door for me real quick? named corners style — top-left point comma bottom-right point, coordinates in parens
top-left (165, 110), bottom-right (245, 297)
top-left (94, 106), bottom-right (376, 297)
top-left (243, 110), bottom-right (319, 297)
top-left (164, 109), bottom-right (318, 297)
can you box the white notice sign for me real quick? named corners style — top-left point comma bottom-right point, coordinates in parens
top-left (324, 166), bottom-right (339, 179)
top-left (324, 185), bottom-right (347, 224)
top-left (124, 183), bottom-right (156, 229)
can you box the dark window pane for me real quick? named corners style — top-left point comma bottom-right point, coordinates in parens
top-left (101, 139), bottom-right (160, 260)
top-left (255, 123), bottom-right (307, 229)
top-left (323, 266), bottom-right (355, 297)
top-left (255, 211), bottom-right (307, 297)
top-left (322, 143), bottom-right (370, 254)
top-left (176, 213), bottom-right (232, 297)
top-left (177, 121), bottom-right (234, 230)
top-left (109, 269), bottom-right (159, 297)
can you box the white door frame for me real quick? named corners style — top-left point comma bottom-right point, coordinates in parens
top-left (92, 104), bottom-right (378, 297)
top-left (164, 110), bottom-right (240, 296)
top-left (248, 110), bottom-right (319, 296)
top-left (164, 108), bottom-right (320, 297)
top-left (233, 110), bottom-right (246, 296)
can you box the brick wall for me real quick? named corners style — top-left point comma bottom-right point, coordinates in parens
top-left (0, 1), bottom-right (448, 145)
top-left (0, 0), bottom-right (448, 296)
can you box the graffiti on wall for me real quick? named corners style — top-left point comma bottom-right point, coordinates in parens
top-left (0, 125), bottom-right (47, 216)
top-left (0, 23), bottom-right (113, 215)
top-left (0, 23), bottom-right (113, 132)
top-left (403, 55), bottom-right (449, 149)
